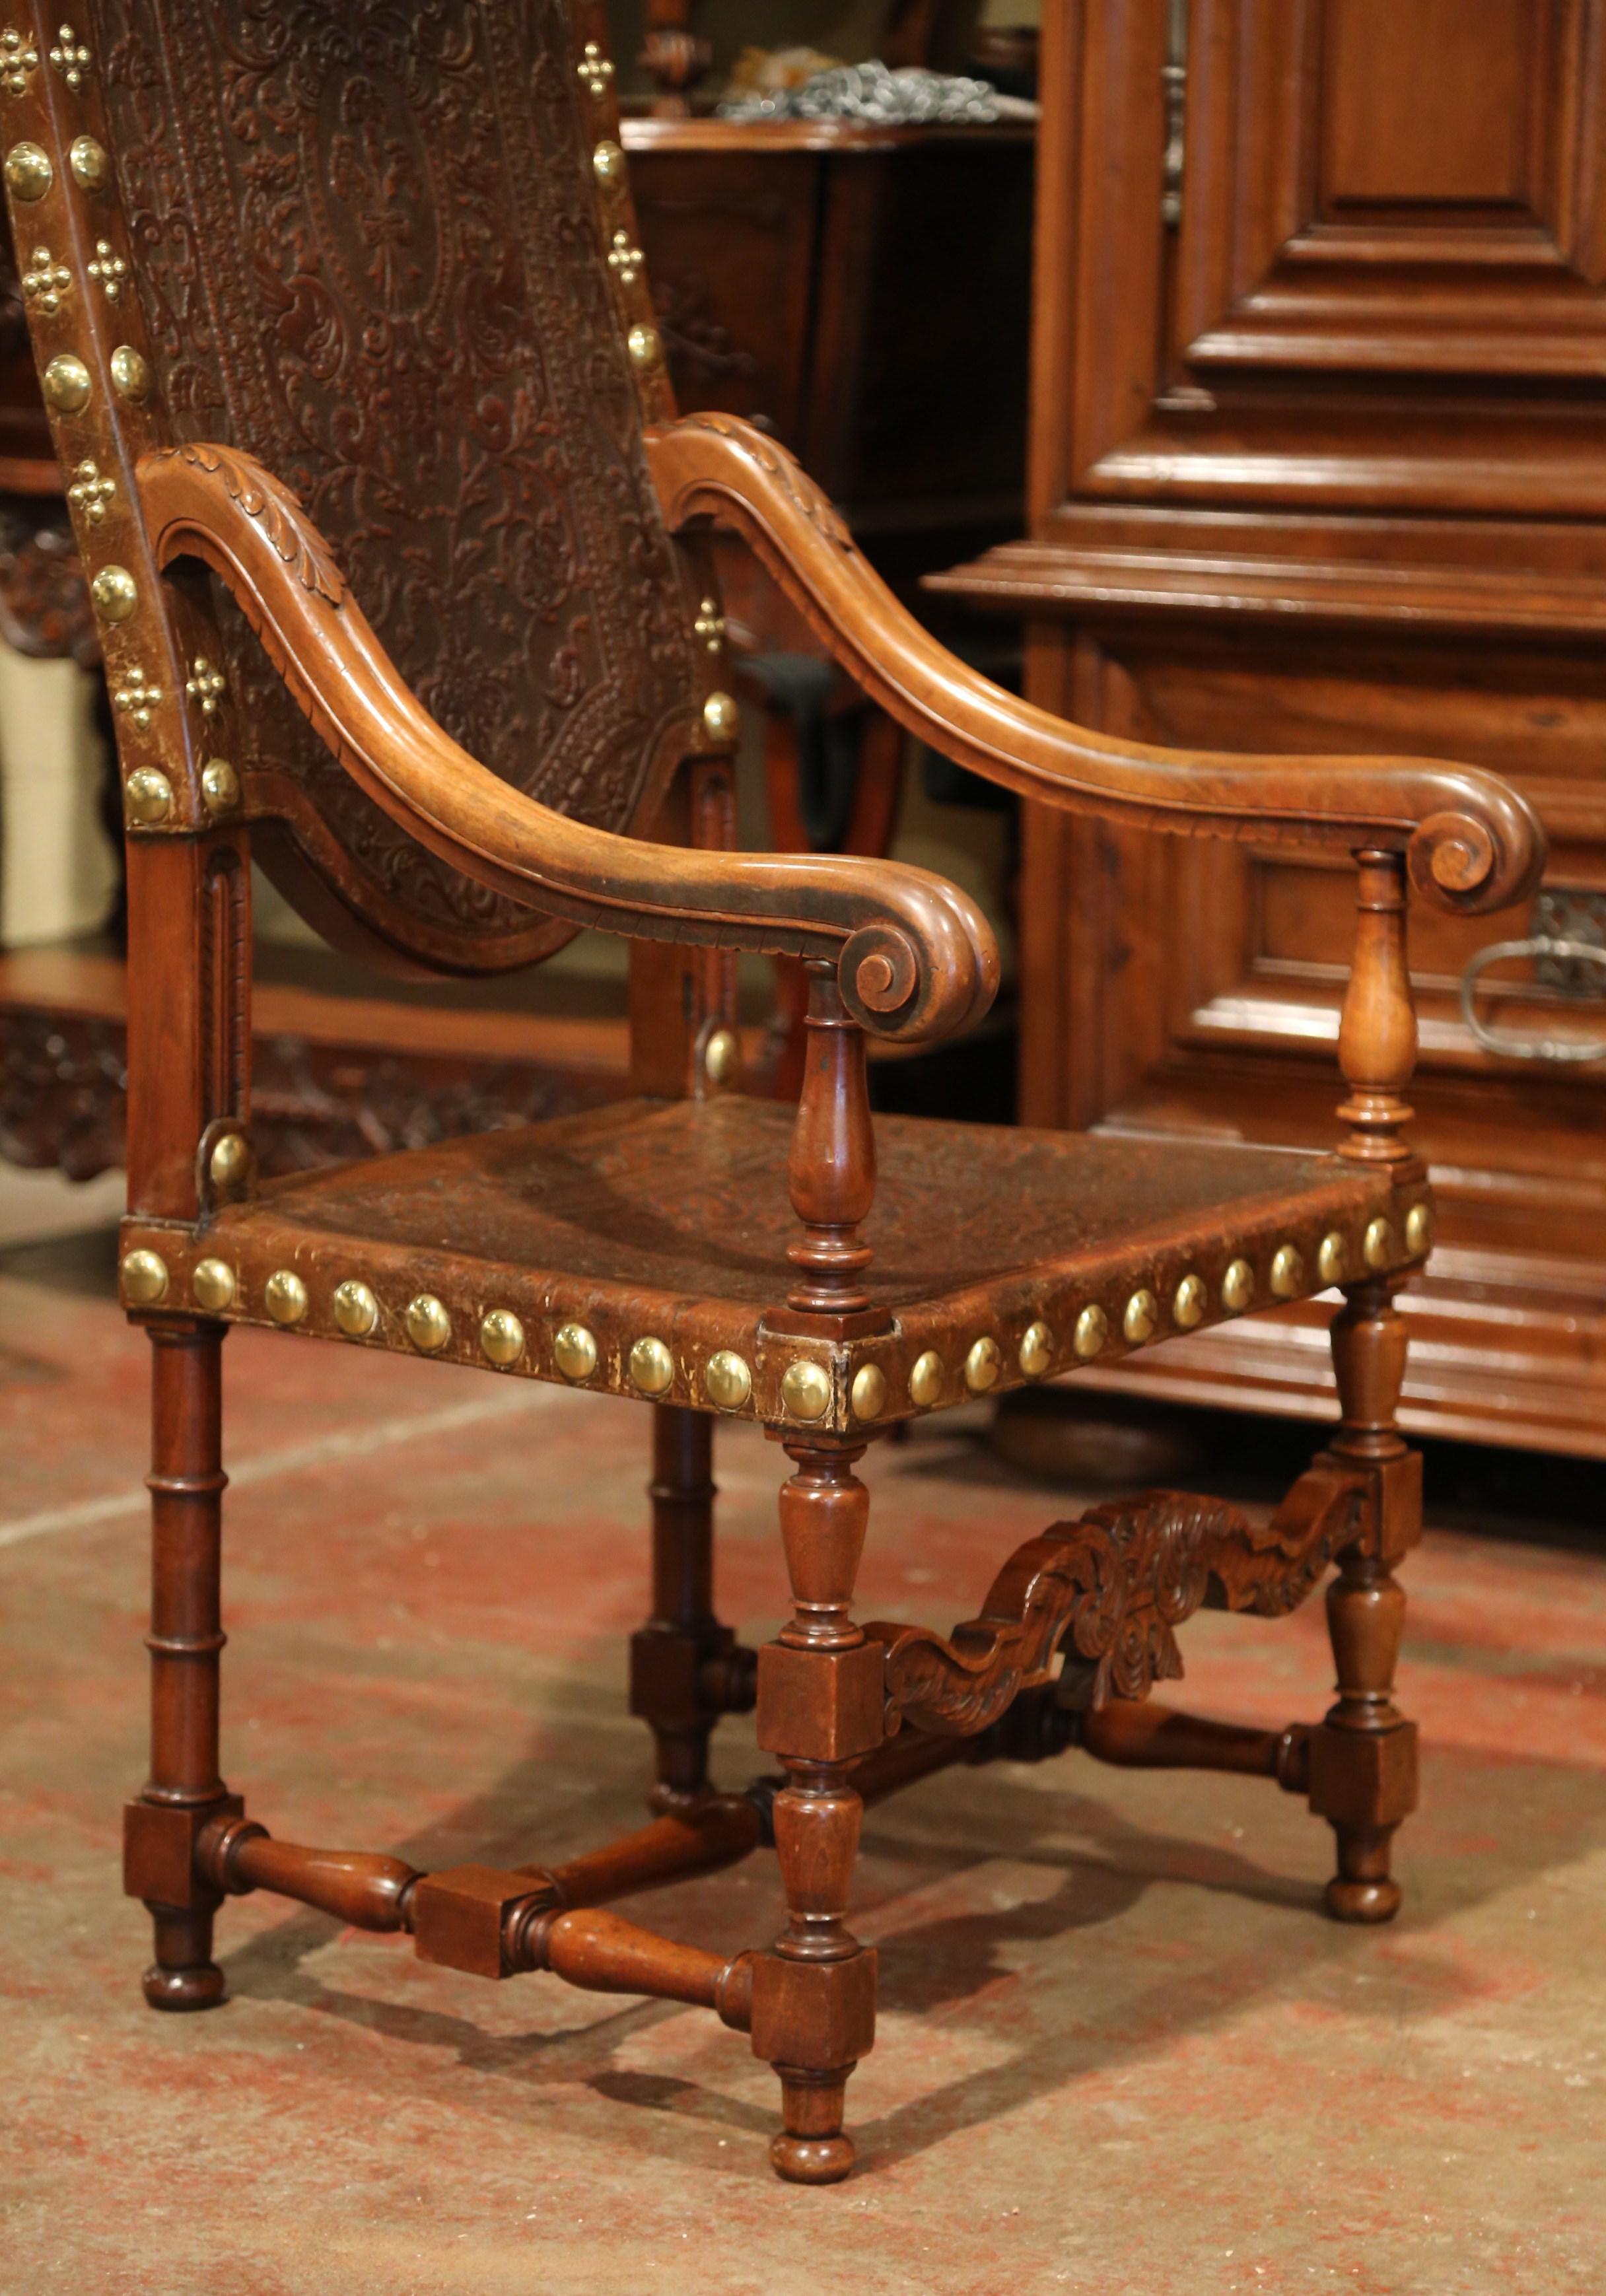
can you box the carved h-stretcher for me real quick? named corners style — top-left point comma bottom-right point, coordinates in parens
top-left (5, 0), bottom-right (1544, 2186)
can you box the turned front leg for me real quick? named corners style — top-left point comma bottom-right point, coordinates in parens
top-left (1311, 1276), bottom-right (1420, 1923)
top-left (753, 1440), bottom-right (884, 2184)
top-left (122, 1320), bottom-right (238, 2009)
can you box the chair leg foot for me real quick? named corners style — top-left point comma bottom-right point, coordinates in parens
top-left (770, 2071), bottom-right (856, 2184)
top-left (1323, 1838), bottom-right (1402, 1926)
top-left (142, 1906), bottom-right (226, 2011)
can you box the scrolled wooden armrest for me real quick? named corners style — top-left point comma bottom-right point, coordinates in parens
top-left (646, 413), bottom-right (1547, 916)
top-left (135, 445), bottom-right (996, 1045)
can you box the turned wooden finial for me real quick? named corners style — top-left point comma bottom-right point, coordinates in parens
top-left (1337, 849), bottom-right (1417, 1163)
top-left (786, 961), bottom-right (876, 1317)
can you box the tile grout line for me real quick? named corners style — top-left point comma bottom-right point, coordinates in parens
top-left (0, 1383), bottom-right (555, 1552)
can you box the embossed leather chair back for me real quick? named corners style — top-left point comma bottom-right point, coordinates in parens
top-left (87, 0), bottom-right (701, 969)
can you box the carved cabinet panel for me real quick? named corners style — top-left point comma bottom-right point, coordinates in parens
top-left (945, 0), bottom-right (1606, 1455)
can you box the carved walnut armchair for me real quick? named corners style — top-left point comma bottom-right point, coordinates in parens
top-left (6, 1), bottom-right (1543, 2184)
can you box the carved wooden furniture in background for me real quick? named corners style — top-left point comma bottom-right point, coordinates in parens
top-left (938, 0), bottom-right (1606, 1457)
top-left (11, 0), bottom-right (1541, 2187)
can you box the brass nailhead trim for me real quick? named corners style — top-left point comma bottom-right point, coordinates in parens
top-left (405, 1294), bottom-right (450, 1352)
top-left (1269, 1244), bottom-right (1304, 1300)
top-left (1221, 1259), bottom-right (1254, 1313)
top-left (120, 1248), bottom-right (168, 1306)
top-left (1074, 1304), bottom-right (1107, 1360)
top-left (191, 1258), bottom-right (235, 1313)
top-left (964, 1335), bottom-right (1002, 1393)
top-left (782, 1359), bottom-right (831, 1420)
top-left (263, 1270), bottom-right (308, 1326)
top-left (908, 1350), bottom-right (943, 1407)
top-left (42, 353), bottom-right (91, 412)
top-left (1405, 1202), bottom-right (1433, 1257)
top-left (1123, 1289), bottom-right (1158, 1344)
top-left (629, 1335), bottom-right (673, 1395)
top-left (67, 135), bottom-right (107, 191)
top-left (702, 690), bottom-right (737, 744)
top-left (332, 1280), bottom-right (378, 1338)
top-left (705, 1349), bottom-right (751, 1410)
top-left (207, 1132), bottom-right (250, 1191)
top-left (553, 1322), bottom-right (598, 1382)
top-left (1317, 1232), bottom-right (1347, 1286)
top-left (479, 1309), bottom-right (524, 1367)
top-left (850, 1363), bottom-right (887, 1421)
top-left (1364, 1216), bottom-right (1394, 1270)
top-left (1018, 1320), bottom-right (1053, 1377)
top-left (123, 767), bottom-right (172, 824)
top-left (5, 141), bottom-right (52, 200)
top-left (1172, 1274), bottom-right (1206, 1329)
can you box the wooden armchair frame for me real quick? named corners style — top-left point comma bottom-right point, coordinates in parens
top-left (7, 0), bottom-right (1543, 2186)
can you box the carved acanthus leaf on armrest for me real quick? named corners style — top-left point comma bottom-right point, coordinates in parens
top-left (133, 444), bottom-right (998, 1047)
top-left (646, 413), bottom-right (1546, 917)
top-left (864, 1465), bottom-right (1371, 1738)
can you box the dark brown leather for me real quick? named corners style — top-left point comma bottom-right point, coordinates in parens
top-left (89, 0), bottom-right (701, 964)
top-left (121, 1095), bottom-right (1425, 1435)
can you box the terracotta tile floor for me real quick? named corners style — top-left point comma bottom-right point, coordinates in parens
top-left (2, 1167), bottom-right (1604, 2295)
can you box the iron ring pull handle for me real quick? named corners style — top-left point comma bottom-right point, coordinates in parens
top-left (1459, 936), bottom-right (1606, 1063)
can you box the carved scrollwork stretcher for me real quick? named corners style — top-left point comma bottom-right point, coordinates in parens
top-left (864, 1463), bottom-right (1372, 1738)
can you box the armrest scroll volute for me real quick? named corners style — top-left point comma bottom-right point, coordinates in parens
top-left (646, 413), bottom-right (1547, 918)
top-left (133, 443), bottom-right (997, 1047)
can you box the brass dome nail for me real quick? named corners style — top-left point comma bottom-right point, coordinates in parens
top-left (702, 1024), bottom-right (738, 1087)
top-left (123, 767), bottom-right (172, 824)
top-left (191, 1258), bottom-right (235, 1313)
top-left (1221, 1259), bottom-right (1254, 1312)
top-left (1405, 1202), bottom-right (1433, 1257)
top-left (1317, 1232), bottom-right (1347, 1286)
top-left (1123, 1289), bottom-right (1158, 1344)
top-left (553, 1322), bottom-right (598, 1381)
top-left (405, 1294), bottom-right (450, 1352)
top-left (120, 1248), bottom-right (168, 1306)
top-left (629, 1334), bottom-right (674, 1394)
top-left (90, 565), bottom-right (137, 621)
top-left (207, 1131), bottom-right (250, 1192)
top-left (69, 135), bottom-right (108, 191)
top-left (907, 1349), bottom-right (943, 1407)
top-left (264, 1270), bottom-right (308, 1326)
top-left (42, 353), bottom-right (90, 412)
top-left (592, 138), bottom-right (625, 186)
top-left (201, 758), bottom-right (240, 818)
top-left (479, 1308), bottom-right (524, 1367)
top-left (850, 1363), bottom-right (887, 1420)
top-left (627, 321), bottom-right (662, 369)
top-left (5, 141), bottom-right (52, 200)
top-left (705, 1349), bottom-right (751, 1410)
top-left (964, 1335), bottom-right (1002, 1393)
top-left (1074, 1304), bottom-right (1107, 1360)
top-left (1018, 1320), bottom-right (1053, 1377)
top-left (782, 1358), bottom-right (831, 1420)
top-left (1171, 1274), bottom-right (1205, 1330)
top-left (1364, 1216), bottom-right (1394, 1270)
top-left (333, 1279), bottom-right (378, 1338)
top-left (1269, 1245), bottom-right (1304, 1299)
top-left (702, 690), bottom-right (737, 744)
top-left (109, 343), bottom-right (149, 400)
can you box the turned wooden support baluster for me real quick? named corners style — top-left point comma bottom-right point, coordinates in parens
top-left (1296, 845), bottom-right (1423, 1921)
top-left (1337, 847), bottom-right (1417, 1166)
top-left (753, 1438), bottom-right (884, 2185)
top-left (123, 1321), bottom-right (234, 2011)
top-left (786, 961), bottom-right (876, 1318)
top-left (631, 1407), bottom-right (754, 1812)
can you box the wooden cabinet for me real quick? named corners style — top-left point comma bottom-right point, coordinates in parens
top-left (940, 0), bottom-right (1606, 1456)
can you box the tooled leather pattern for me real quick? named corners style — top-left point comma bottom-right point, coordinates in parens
top-left (90, 0), bottom-right (699, 953)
